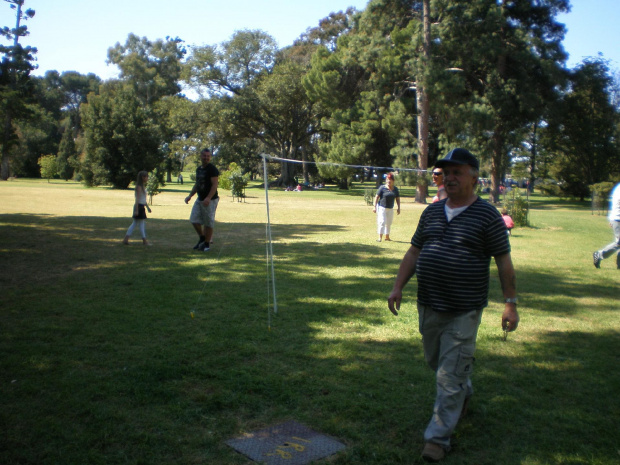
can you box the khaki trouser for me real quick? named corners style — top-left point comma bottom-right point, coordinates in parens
top-left (418, 304), bottom-right (483, 448)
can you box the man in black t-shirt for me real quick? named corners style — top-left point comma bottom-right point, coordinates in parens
top-left (185, 149), bottom-right (219, 252)
top-left (387, 148), bottom-right (519, 462)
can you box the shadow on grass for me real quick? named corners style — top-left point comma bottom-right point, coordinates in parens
top-left (524, 197), bottom-right (592, 211)
top-left (489, 266), bottom-right (619, 316)
top-left (0, 213), bottom-right (618, 464)
top-left (471, 329), bottom-right (620, 465)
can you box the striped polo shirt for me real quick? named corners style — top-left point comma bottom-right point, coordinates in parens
top-left (411, 198), bottom-right (510, 312)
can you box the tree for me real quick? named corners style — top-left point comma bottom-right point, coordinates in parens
top-left (414, 0), bottom-right (430, 202)
top-left (11, 102), bottom-right (59, 177)
top-left (304, 1), bottom-right (427, 189)
top-left (80, 83), bottom-right (163, 188)
top-left (5, 70), bottom-right (99, 178)
top-left (155, 95), bottom-right (216, 182)
top-left (107, 34), bottom-right (185, 105)
top-left (78, 34), bottom-right (185, 188)
top-left (223, 59), bottom-right (317, 187)
top-left (430, 0), bottom-right (570, 202)
top-left (0, 0), bottom-right (36, 180)
top-left (38, 154), bottom-right (56, 181)
top-left (57, 71), bottom-right (101, 137)
top-left (545, 59), bottom-right (620, 199)
top-left (294, 7), bottom-right (359, 53)
top-left (303, 43), bottom-right (364, 186)
top-left (56, 125), bottom-right (77, 180)
top-left (183, 29), bottom-right (277, 97)
top-left (264, 61), bottom-right (317, 185)
top-left (146, 170), bottom-right (163, 205)
top-left (184, 30), bottom-right (319, 186)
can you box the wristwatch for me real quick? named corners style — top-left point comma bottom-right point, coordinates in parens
top-left (504, 297), bottom-right (518, 304)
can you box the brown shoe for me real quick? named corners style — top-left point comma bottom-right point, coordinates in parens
top-left (422, 442), bottom-right (445, 462)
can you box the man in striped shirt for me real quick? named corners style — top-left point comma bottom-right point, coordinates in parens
top-left (388, 148), bottom-right (519, 462)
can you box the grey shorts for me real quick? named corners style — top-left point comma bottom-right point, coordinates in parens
top-left (190, 197), bottom-right (219, 228)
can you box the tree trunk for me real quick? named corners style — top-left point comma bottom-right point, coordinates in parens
top-left (1, 114), bottom-right (13, 180)
top-left (528, 122), bottom-right (538, 190)
top-left (489, 48), bottom-right (509, 204)
top-left (301, 146), bottom-right (310, 184)
top-left (415, 0), bottom-right (431, 204)
top-left (490, 129), bottom-right (504, 204)
top-left (0, 155), bottom-right (10, 180)
top-left (1, 1), bottom-right (26, 181)
top-left (278, 160), bottom-right (297, 187)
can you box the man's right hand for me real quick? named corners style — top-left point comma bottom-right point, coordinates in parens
top-left (184, 196), bottom-right (191, 204)
top-left (387, 290), bottom-right (402, 316)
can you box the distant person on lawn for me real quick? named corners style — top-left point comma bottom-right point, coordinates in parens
top-left (431, 167), bottom-right (447, 203)
top-left (593, 182), bottom-right (620, 269)
top-left (387, 148), bottom-right (519, 462)
top-left (373, 172), bottom-right (401, 242)
top-left (185, 149), bottom-right (219, 252)
top-left (501, 208), bottom-right (514, 235)
top-left (122, 171), bottom-right (151, 246)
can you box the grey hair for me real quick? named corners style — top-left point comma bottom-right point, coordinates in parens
top-left (470, 166), bottom-right (479, 184)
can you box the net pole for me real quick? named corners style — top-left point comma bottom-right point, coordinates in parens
top-left (263, 157), bottom-right (278, 328)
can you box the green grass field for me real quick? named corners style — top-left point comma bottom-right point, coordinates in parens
top-left (1, 178), bottom-right (619, 465)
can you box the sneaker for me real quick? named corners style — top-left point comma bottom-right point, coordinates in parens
top-left (193, 240), bottom-right (205, 250)
top-left (198, 242), bottom-right (209, 252)
top-left (203, 246), bottom-right (210, 252)
top-left (593, 251), bottom-right (601, 269)
top-left (422, 442), bottom-right (446, 462)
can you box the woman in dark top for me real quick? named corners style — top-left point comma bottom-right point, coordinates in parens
top-left (372, 173), bottom-right (401, 242)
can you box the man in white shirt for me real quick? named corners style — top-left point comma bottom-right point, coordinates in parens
top-left (593, 182), bottom-right (620, 269)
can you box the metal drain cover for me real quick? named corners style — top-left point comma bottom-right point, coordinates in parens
top-left (225, 420), bottom-right (346, 464)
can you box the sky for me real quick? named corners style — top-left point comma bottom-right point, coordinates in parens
top-left (6, 0), bottom-right (620, 81)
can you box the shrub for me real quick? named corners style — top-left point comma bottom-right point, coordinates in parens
top-left (504, 189), bottom-right (529, 227)
top-left (219, 162), bottom-right (249, 202)
top-left (590, 182), bottom-right (615, 214)
top-left (147, 173), bottom-right (163, 205)
top-left (537, 180), bottom-right (562, 197)
top-left (38, 155), bottom-right (58, 182)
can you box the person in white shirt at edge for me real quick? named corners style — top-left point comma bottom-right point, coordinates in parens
top-left (593, 182), bottom-right (620, 269)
